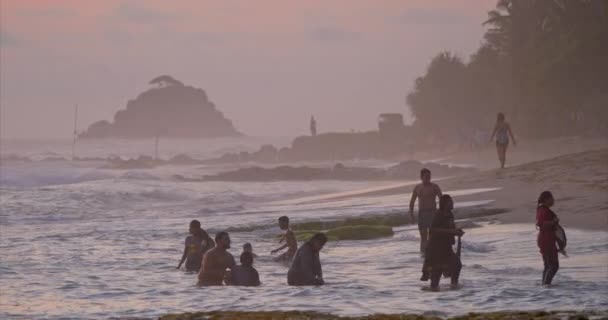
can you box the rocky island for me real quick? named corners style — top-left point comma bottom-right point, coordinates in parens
top-left (79, 75), bottom-right (241, 139)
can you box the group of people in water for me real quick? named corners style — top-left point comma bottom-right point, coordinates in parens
top-left (177, 165), bottom-right (564, 290)
top-left (175, 112), bottom-right (560, 289)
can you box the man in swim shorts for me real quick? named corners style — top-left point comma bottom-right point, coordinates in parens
top-left (409, 168), bottom-right (442, 255)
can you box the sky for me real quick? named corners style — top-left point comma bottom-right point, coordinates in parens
top-left (0, 0), bottom-right (494, 139)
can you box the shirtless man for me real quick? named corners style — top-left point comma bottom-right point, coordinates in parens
top-left (271, 216), bottom-right (297, 262)
top-left (198, 231), bottom-right (235, 286)
top-left (409, 168), bottom-right (442, 254)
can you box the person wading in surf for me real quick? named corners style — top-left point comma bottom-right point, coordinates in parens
top-left (271, 216), bottom-right (298, 262)
top-left (287, 233), bottom-right (327, 286)
top-left (198, 231), bottom-right (235, 286)
top-left (421, 194), bottom-right (464, 291)
top-left (176, 220), bottom-right (213, 272)
top-left (536, 191), bottom-right (561, 285)
top-left (489, 112), bottom-right (516, 169)
top-left (409, 168), bottom-right (442, 255)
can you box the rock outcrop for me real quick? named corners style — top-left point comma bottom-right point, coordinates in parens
top-left (79, 75), bottom-right (241, 139)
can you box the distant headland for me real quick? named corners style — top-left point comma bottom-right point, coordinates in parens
top-left (78, 75), bottom-right (241, 139)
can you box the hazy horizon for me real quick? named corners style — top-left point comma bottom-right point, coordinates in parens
top-left (1, 0), bottom-right (492, 140)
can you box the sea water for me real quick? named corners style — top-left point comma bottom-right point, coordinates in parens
top-left (1, 139), bottom-right (607, 319)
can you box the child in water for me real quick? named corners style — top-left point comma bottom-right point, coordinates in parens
top-left (242, 242), bottom-right (258, 259)
top-left (228, 251), bottom-right (261, 286)
top-left (177, 220), bottom-right (208, 272)
top-left (421, 195), bottom-right (464, 291)
top-left (271, 216), bottom-right (298, 262)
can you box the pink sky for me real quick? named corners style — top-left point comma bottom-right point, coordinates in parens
top-left (1, 0), bottom-right (494, 139)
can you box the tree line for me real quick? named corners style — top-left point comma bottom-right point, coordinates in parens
top-left (407, 0), bottom-right (608, 142)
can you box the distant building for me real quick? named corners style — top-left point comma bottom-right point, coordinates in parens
top-left (378, 113), bottom-right (405, 136)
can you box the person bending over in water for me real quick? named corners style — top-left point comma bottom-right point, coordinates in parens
top-left (536, 191), bottom-right (560, 286)
top-left (198, 231), bottom-right (235, 286)
top-left (271, 216), bottom-right (297, 262)
top-left (242, 242), bottom-right (258, 259)
top-left (489, 112), bottom-right (516, 169)
top-left (287, 233), bottom-right (327, 286)
top-left (409, 168), bottom-right (442, 254)
top-left (177, 220), bottom-right (208, 272)
top-left (422, 194), bottom-right (464, 291)
top-left (228, 252), bottom-right (260, 286)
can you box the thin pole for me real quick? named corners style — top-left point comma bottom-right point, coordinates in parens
top-left (72, 104), bottom-right (78, 160)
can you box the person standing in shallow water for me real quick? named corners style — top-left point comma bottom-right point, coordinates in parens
top-left (198, 231), bottom-right (235, 286)
top-left (536, 191), bottom-right (560, 286)
top-left (287, 233), bottom-right (327, 286)
top-left (490, 112), bottom-right (516, 169)
top-left (271, 216), bottom-right (298, 262)
top-left (422, 194), bottom-right (464, 291)
top-left (228, 251), bottom-right (261, 287)
top-left (409, 168), bottom-right (442, 255)
top-left (177, 220), bottom-right (211, 272)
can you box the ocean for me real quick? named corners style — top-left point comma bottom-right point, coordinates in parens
top-left (1, 139), bottom-right (606, 319)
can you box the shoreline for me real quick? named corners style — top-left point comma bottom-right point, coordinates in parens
top-left (156, 310), bottom-right (608, 320)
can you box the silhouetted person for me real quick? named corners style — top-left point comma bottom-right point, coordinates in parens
top-left (242, 242), bottom-right (258, 259)
top-left (198, 231), bottom-right (235, 286)
top-left (310, 116), bottom-right (317, 136)
top-left (490, 112), bottom-right (516, 169)
top-left (288, 233), bottom-right (327, 286)
top-left (228, 252), bottom-right (261, 287)
top-left (409, 168), bottom-right (442, 254)
top-left (271, 216), bottom-right (298, 262)
top-left (177, 220), bottom-right (213, 272)
top-left (422, 194), bottom-right (464, 291)
top-left (536, 191), bottom-right (561, 285)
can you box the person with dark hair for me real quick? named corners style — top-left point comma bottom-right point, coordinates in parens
top-left (421, 194), bottom-right (464, 291)
top-left (536, 191), bottom-right (561, 285)
top-left (287, 233), bottom-right (327, 286)
top-left (409, 168), bottom-right (442, 254)
top-left (177, 220), bottom-right (210, 272)
top-left (271, 216), bottom-right (298, 262)
top-left (242, 242), bottom-right (258, 259)
top-left (228, 252), bottom-right (261, 286)
top-left (198, 231), bottom-right (235, 286)
top-left (490, 112), bottom-right (516, 169)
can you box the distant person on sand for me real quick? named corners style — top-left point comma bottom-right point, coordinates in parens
top-left (490, 112), bottom-right (516, 169)
top-left (177, 220), bottom-right (212, 272)
top-left (271, 216), bottom-right (298, 262)
top-left (242, 242), bottom-right (258, 259)
top-left (198, 231), bottom-right (235, 286)
top-left (409, 168), bottom-right (442, 254)
top-left (421, 194), bottom-right (464, 291)
top-left (536, 191), bottom-right (561, 286)
top-left (287, 233), bottom-right (327, 286)
top-left (228, 252), bottom-right (260, 287)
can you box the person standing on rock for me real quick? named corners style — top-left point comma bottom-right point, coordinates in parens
top-left (409, 168), bottom-right (442, 255)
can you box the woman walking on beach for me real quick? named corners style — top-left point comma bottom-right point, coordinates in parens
top-left (490, 112), bottom-right (516, 168)
top-left (536, 191), bottom-right (561, 285)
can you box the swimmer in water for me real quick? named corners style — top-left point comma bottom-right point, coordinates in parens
top-left (228, 251), bottom-right (260, 286)
top-left (242, 242), bottom-right (258, 259)
top-left (271, 216), bottom-right (297, 262)
top-left (287, 233), bottom-right (327, 286)
top-left (198, 231), bottom-right (235, 286)
top-left (177, 220), bottom-right (205, 272)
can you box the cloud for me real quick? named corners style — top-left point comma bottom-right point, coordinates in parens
top-left (114, 2), bottom-right (181, 24)
top-left (17, 7), bottom-right (74, 18)
top-left (400, 8), bottom-right (470, 25)
top-left (0, 32), bottom-right (20, 47)
top-left (308, 26), bottom-right (360, 42)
